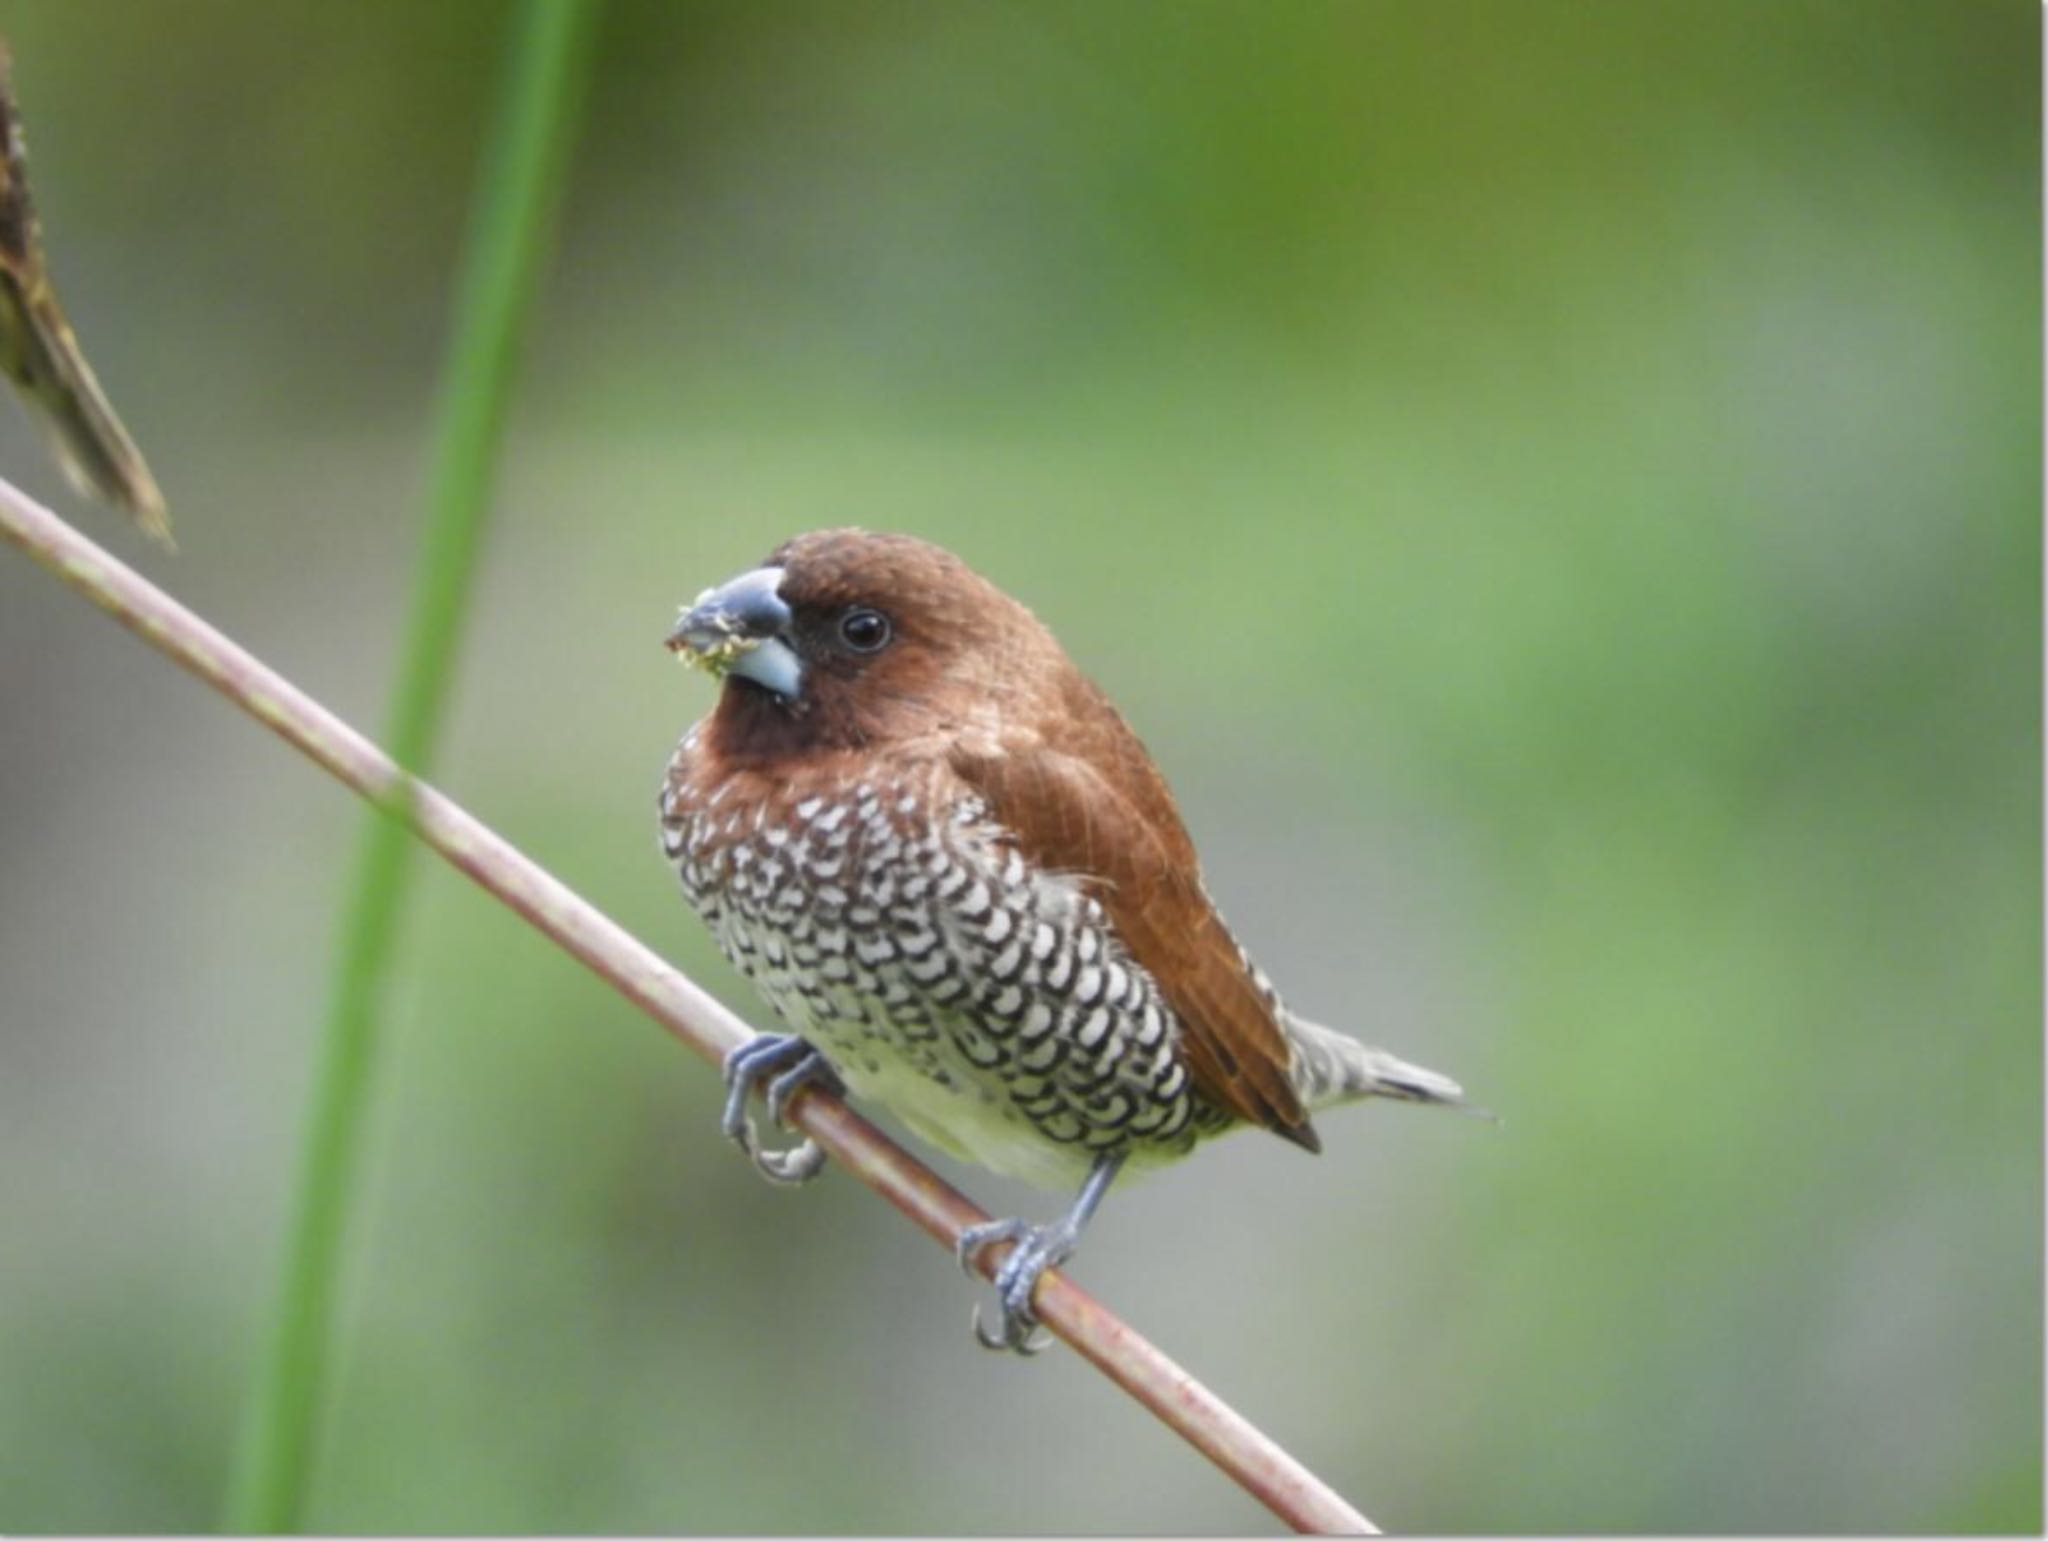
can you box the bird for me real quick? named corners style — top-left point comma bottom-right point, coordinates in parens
top-left (659, 528), bottom-right (1470, 1353)
top-left (0, 41), bottom-right (168, 544)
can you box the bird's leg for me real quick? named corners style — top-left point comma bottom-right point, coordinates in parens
top-left (956, 1151), bottom-right (1125, 1355)
top-left (764, 1051), bottom-right (839, 1127)
top-left (720, 1033), bottom-right (839, 1186)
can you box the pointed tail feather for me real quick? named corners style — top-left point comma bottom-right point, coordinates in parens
top-left (1286, 1016), bottom-right (1482, 1117)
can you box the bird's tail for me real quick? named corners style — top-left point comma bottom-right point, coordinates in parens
top-left (1286, 1015), bottom-right (1479, 1116)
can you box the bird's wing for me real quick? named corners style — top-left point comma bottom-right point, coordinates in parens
top-left (948, 714), bottom-right (1317, 1150)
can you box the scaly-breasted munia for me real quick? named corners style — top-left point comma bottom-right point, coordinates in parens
top-left (660, 529), bottom-right (1468, 1352)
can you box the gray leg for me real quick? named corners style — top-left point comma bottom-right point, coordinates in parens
top-left (955, 1152), bottom-right (1125, 1355)
top-left (766, 1052), bottom-right (838, 1127)
top-left (721, 1033), bottom-right (840, 1186)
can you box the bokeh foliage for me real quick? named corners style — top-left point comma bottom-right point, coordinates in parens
top-left (0, 1), bottom-right (2036, 1532)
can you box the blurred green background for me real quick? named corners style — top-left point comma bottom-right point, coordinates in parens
top-left (0, 0), bottom-right (2037, 1532)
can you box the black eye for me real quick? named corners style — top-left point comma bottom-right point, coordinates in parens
top-left (837, 607), bottom-right (892, 653)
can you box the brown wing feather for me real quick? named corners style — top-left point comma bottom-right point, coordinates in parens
top-left (947, 688), bottom-right (1316, 1149)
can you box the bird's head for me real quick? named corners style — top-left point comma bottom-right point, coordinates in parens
top-left (667, 528), bottom-right (1051, 757)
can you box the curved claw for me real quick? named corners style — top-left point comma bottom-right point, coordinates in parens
top-left (752, 1136), bottom-right (829, 1185)
top-left (955, 1217), bottom-right (1033, 1280)
top-left (953, 1155), bottom-right (1123, 1358)
top-left (720, 1034), bottom-right (833, 1186)
top-left (766, 1052), bottom-right (842, 1127)
top-left (971, 1300), bottom-right (1052, 1356)
top-left (960, 1219), bottom-right (1076, 1356)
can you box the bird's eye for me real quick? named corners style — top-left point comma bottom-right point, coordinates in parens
top-left (837, 607), bottom-right (892, 653)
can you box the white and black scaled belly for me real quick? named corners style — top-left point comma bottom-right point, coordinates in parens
top-left (659, 749), bottom-right (1222, 1189)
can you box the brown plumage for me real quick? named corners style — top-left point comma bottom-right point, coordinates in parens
top-left (660, 528), bottom-right (1467, 1351)
top-left (946, 687), bottom-right (1315, 1149)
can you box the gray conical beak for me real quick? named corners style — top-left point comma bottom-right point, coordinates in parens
top-left (666, 565), bottom-right (802, 697)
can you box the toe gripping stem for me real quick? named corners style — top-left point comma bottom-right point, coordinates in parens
top-left (954, 1151), bottom-right (1124, 1356)
top-left (721, 1033), bottom-right (840, 1185)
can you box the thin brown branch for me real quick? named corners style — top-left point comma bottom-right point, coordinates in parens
top-left (0, 476), bottom-right (1380, 1536)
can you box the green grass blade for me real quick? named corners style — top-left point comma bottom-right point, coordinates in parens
top-left (222, 2), bottom-right (602, 1529)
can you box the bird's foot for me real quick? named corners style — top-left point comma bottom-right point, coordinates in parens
top-left (721, 1033), bottom-right (839, 1186)
top-left (955, 1215), bottom-right (1081, 1356)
